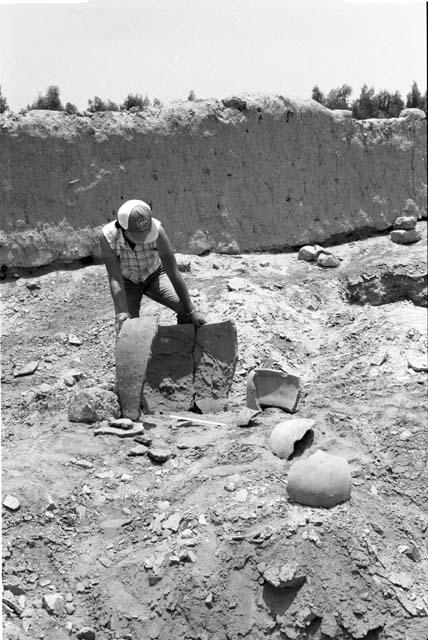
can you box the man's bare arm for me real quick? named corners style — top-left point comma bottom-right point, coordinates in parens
top-left (100, 234), bottom-right (129, 320)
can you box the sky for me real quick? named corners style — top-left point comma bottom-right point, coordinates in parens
top-left (0, 0), bottom-right (426, 111)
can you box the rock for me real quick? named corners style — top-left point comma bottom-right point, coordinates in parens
top-left (42, 592), bottom-right (64, 614)
top-left (298, 245), bottom-right (318, 262)
top-left (194, 397), bottom-right (228, 413)
top-left (68, 333), bottom-right (82, 346)
top-left (115, 316), bottom-right (160, 420)
top-left (399, 430), bottom-right (412, 441)
top-left (236, 407), bottom-right (261, 427)
top-left (2, 583), bottom-right (26, 596)
top-left (222, 96), bottom-right (247, 111)
top-left (269, 419), bottom-right (315, 460)
top-left (404, 544), bottom-right (422, 562)
top-left (76, 628), bottom-right (96, 640)
top-left (261, 562), bottom-right (306, 589)
top-left (162, 512), bottom-right (183, 532)
top-left (148, 448), bottom-right (172, 463)
top-left (65, 603), bottom-right (76, 615)
top-left (246, 368), bottom-right (301, 413)
top-left (94, 424), bottom-right (145, 438)
top-left (287, 450), bottom-right (352, 508)
top-left (393, 215), bottom-right (417, 230)
top-left (13, 360), bottom-right (39, 377)
top-left (120, 473), bottom-right (133, 482)
top-left (407, 352), bottom-right (427, 372)
top-left (390, 228), bottom-right (421, 244)
top-left (133, 434), bottom-right (153, 446)
top-left (127, 444), bottom-right (148, 456)
top-left (68, 386), bottom-right (120, 423)
top-left (3, 495), bottom-right (20, 511)
top-left (63, 369), bottom-right (83, 387)
top-left (235, 488), bottom-right (248, 502)
top-left (109, 418), bottom-right (134, 430)
top-left (205, 592), bottom-right (214, 608)
top-left (74, 459), bottom-right (93, 469)
top-left (317, 252), bottom-right (340, 268)
top-left (227, 277), bottom-right (247, 291)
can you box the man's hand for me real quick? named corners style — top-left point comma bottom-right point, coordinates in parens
top-left (188, 310), bottom-right (206, 327)
top-left (115, 312), bottom-right (130, 335)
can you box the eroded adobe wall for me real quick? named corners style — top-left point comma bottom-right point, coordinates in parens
top-left (0, 95), bottom-right (426, 269)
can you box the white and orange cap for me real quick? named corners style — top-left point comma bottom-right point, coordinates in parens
top-left (117, 200), bottom-right (152, 232)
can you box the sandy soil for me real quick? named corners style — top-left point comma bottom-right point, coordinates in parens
top-left (1, 225), bottom-right (427, 640)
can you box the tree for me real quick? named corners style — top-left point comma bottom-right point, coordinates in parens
top-left (311, 85), bottom-right (325, 105)
top-left (65, 102), bottom-right (78, 115)
top-left (325, 84), bottom-right (352, 110)
top-left (351, 85), bottom-right (377, 119)
top-left (121, 93), bottom-right (150, 110)
top-left (28, 85), bottom-right (63, 111)
top-left (87, 96), bottom-right (119, 112)
top-left (187, 89), bottom-right (196, 101)
top-left (152, 97), bottom-right (163, 109)
top-left (0, 85), bottom-right (8, 113)
top-left (406, 81), bottom-right (424, 109)
top-left (386, 90), bottom-right (404, 118)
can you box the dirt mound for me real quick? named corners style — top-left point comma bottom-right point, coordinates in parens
top-left (0, 96), bottom-right (426, 271)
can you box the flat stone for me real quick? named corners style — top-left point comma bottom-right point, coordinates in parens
top-left (261, 561), bottom-right (306, 589)
top-left (148, 448), bottom-right (172, 463)
top-left (227, 277), bottom-right (247, 291)
top-left (393, 216), bottom-right (417, 230)
top-left (162, 512), bottom-right (183, 532)
top-left (317, 252), bottom-right (340, 268)
top-left (194, 397), bottom-right (228, 413)
top-left (109, 418), bottom-right (135, 430)
top-left (389, 571), bottom-right (413, 590)
top-left (127, 444), bottom-right (148, 456)
top-left (13, 360), bottom-right (39, 377)
top-left (68, 386), bottom-right (120, 424)
top-left (298, 245), bottom-right (318, 262)
top-left (3, 495), bottom-right (21, 511)
top-left (100, 516), bottom-right (133, 530)
top-left (94, 424), bottom-right (145, 438)
top-left (246, 368), bottom-right (300, 413)
top-left (391, 228), bottom-right (421, 244)
top-left (42, 593), bottom-right (64, 614)
top-left (133, 434), bottom-right (153, 446)
top-left (74, 459), bottom-right (93, 469)
top-left (269, 419), bottom-right (315, 459)
top-left (287, 450), bottom-right (352, 508)
top-left (68, 333), bottom-right (82, 346)
top-left (115, 316), bottom-right (160, 420)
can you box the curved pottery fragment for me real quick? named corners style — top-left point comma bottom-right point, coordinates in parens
top-left (269, 419), bottom-right (315, 459)
top-left (115, 316), bottom-right (160, 420)
top-left (287, 450), bottom-right (352, 508)
top-left (246, 368), bottom-right (301, 413)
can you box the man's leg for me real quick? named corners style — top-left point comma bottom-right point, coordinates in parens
top-left (143, 267), bottom-right (189, 323)
top-left (123, 278), bottom-right (145, 318)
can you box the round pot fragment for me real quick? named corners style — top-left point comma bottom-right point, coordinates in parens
top-left (269, 419), bottom-right (315, 459)
top-left (246, 369), bottom-right (301, 413)
top-left (287, 450), bottom-right (352, 508)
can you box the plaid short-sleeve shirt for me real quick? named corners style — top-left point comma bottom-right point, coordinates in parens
top-left (102, 218), bottom-right (162, 283)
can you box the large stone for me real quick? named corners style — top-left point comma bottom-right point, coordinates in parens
top-left (115, 316), bottom-right (160, 419)
top-left (298, 246), bottom-right (317, 262)
top-left (261, 561), bottom-right (306, 589)
top-left (317, 253), bottom-right (340, 268)
top-left (287, 450), bottom-right (352, 508)
top-left (193, 320), bottom-right (238, 405)
top-left (247, 369), bottom-right (300, 413)
top-left (68, 386), bottom-right (120, 423)
top-left (393, 216), bottom-right (417, 230)
top-left (269, 419), bottom-right (315, 459)
top-left (390, 229), bottom-right (421, 245)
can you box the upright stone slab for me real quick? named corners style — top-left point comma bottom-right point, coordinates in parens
top-left (144, 324), bottom-right (195, 412)
top-left (193, 321), bottom-right (238, 406)
top-left (115, 316), bottom-right (160, 420)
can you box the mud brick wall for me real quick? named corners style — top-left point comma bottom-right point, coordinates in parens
top-left (0, 95), bottom-right (426, 269)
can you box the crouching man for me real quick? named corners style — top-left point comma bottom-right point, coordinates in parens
top-left (101, 199), bottom-right (205, 334)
